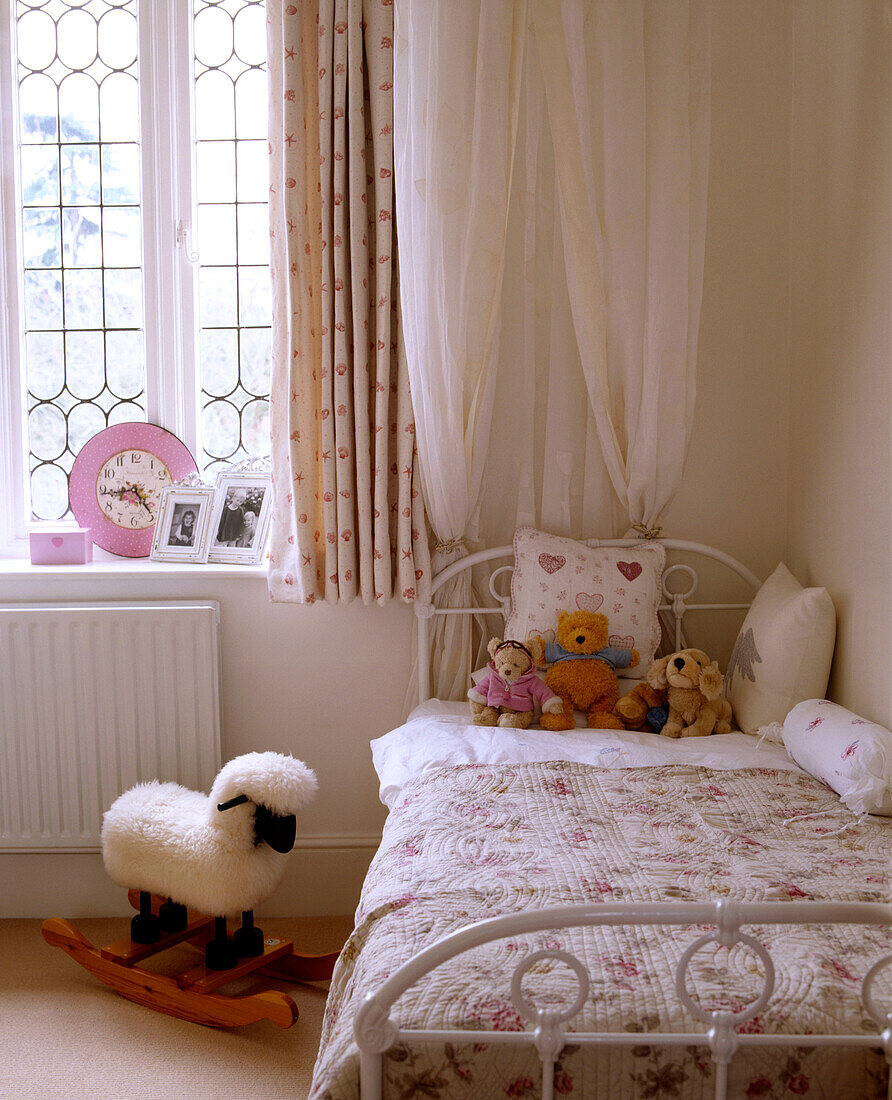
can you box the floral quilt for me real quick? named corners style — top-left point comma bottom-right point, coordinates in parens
top-left (310, 762), bottom-right (891, 1099)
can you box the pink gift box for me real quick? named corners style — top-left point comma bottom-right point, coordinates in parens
top-left (29, 529), bottom-right (93, 565)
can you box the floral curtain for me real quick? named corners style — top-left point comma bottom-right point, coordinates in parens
top-left (266, 0), bottom-right (429, 605)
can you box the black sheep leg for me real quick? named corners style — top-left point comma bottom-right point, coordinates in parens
top-left (232, 910), bottom-right (264, 957)
top-left (130, 891), bottom-right (161, 944)
top-left (158, 897), bottom-right (188, 933)
top-left (205, 917), bottom-right (238, 970)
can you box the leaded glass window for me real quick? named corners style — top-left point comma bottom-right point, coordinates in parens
top-left (193, 0), bottom-right (270, 474)
top-left (3, 0), bottom-right (272, 534)
top-left (15, 0), bottom-right (145, 521)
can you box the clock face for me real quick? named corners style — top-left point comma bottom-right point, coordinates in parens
top-left (69, 423), bottom-right (197, 557)
top-left (95, 449), bottom-right (173, 529)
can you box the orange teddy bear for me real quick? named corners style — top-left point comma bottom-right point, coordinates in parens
top-left (530, 610), bottom-right (639, 731)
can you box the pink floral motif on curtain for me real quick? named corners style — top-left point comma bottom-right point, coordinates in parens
top-left (267, 0), bottom-right (429, 605)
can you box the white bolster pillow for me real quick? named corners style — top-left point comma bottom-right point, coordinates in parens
top-left (783, 699), bottom-right (892, 815)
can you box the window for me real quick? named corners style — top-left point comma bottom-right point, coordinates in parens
top-left (0, 0), bottom-right (270, 542)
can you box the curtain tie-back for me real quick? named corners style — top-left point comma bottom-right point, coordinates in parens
top-left (433, 536), bottom-right (467, 556)
top-left (630, 523), bottom-right (663, 540)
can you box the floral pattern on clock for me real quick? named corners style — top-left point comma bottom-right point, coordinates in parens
top-left (96, 449), bottom-right (173, 530)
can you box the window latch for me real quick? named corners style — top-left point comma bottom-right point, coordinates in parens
top-left (176, 221), bottom-right (200, 264)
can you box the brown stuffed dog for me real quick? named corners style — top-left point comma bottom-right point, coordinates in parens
top-left (530, 610), bottom-right (639, 731)
top-left (647, 648), bottom-right (733, 738)
top-left (613, 681), bottom-right (669, 732)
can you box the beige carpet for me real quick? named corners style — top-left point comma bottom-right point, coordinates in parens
top-left (0, 915), bottom-right (353, 1100)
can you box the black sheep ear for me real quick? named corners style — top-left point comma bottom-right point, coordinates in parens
top-left (254, 805), bottom-right (296, 853)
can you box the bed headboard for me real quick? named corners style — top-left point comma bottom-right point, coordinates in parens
top-left (412, 539), bottom-right (762, 703)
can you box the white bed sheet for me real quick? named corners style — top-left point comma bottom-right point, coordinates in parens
top-left (371, 699), bottom-right (805, 808)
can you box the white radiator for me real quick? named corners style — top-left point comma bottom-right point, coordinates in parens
top-left (0, 601), bottom-right (222, 852)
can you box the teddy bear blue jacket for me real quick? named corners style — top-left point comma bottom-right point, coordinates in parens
top-left (542, 642), bottom-right (635, 669)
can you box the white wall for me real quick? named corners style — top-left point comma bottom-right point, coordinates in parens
top-left (786, 2), bottom-right (892, 724)
top-left (668, 0), bottom-right (792, 582)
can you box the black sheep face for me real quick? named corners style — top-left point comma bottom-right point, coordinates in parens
top-left (253, 804), bottom-right (297, 853)
top-left (216, 794), bottom-right (297, 853)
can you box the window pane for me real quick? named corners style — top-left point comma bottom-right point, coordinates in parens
top-left (60, 144), bottom-right (100, 204)
top-left (59, 72), bottom-right (100, 143)
top-left (19, 73), bottom-right (58, 143)
top-left (63, 269), bottom-right (104, 327)
top-left (101, 144), bottom-right (140, 205)
top-left (22, 208), bottom-right (61, 268)
top-left (197, 204), bottom-right (237, 265)
top-left (15, 0), bottom-right (146, 520)
top-left (194, 0), bottom-right (270, 469)
top-left (25, 332), bottom-right (64, 399)
top-left (61, 206), bottom-right (102, 267)
top-left (65, 331), bottom-right (105, 399)
top-left (20, 145), bottom-right (60, 205)
top-left (24, 269), bottom-right (63, 329)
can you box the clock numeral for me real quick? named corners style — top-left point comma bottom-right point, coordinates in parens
top-left (130, 517), bottom-right (140, 527)
top-left (131, 453), bottom-right (141, 463)
top-left (105, 502), bottom-right (113, 513)
top-left (116, 456), bottom-right (124, 467)
top-left (105, 470), bottom-right (115, 479)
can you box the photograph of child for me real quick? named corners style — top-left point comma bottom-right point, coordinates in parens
top-left (215, 488), bottom-right (248, 546)
top-left (167, 504), bottom-right (198, 547)
top-left (238, 509), bottom-right (257, 548)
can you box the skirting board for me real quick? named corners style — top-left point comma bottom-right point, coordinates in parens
top-left (1, 837), bottom-right (381, 919)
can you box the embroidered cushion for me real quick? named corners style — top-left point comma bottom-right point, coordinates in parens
top-left (783, 699), bottom-right (892, 815)
top-left (503, 527), bottom-right (665, 679)
top-left (726, 563), bottom-right (836, 733)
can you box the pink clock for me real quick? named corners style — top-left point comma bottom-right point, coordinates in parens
top-left (69, 423), bottom-right (198, 557)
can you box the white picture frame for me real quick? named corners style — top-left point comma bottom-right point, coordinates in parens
top-left (149, 487), bottom-right (215, 563)
top-left (207, 471), bottom-right (272, 565)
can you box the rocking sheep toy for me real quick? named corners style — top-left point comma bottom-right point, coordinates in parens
top-left (102, 751), bottom-right (317, 968)
top-left (42, 752), bottom-right (340, 1029)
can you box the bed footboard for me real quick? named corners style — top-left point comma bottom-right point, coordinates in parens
top-left (354, 899), bottom-right (892, 1100)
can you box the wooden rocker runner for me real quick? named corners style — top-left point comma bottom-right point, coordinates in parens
top-left (43, 752), bottom-right (338, 1028)
top-left (43, 891), bottom-right (338, 1028)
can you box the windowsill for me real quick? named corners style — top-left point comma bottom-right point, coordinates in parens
top-left (0, 544), bottom-right (269, 582)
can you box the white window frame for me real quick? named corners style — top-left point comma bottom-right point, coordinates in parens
top-left (0, 0), bottom-right (202, 552)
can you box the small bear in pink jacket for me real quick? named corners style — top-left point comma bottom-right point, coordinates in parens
top-left (468, 637), bottom-right (563, 729)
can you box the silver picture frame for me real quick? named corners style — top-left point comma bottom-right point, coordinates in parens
top-left (149, 487), bottom-right (215, 563)
top-left (207, 471), bottom-right (272, 565)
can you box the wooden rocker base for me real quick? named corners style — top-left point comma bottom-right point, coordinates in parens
top-left (42, 891), bottom-right (340, 1029)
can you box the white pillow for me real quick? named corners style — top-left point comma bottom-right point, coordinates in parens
top-left (503, 527), bottom-right (665, 678)
top-left (783, 699), bottom-right (892, 815)
top-left (726, 563), bottom-right (835, 733)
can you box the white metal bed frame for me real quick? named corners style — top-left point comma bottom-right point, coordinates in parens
top-left (353, 539), bottom-right (891, 1100)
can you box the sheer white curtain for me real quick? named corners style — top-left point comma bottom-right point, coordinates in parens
top-left (396, 1), bottom-right (711, 695)
top-left (533, 0), bottom-right (711, 534)
top-left (394, 1), bottom-right (527, 698)
top-left (478, 1), bottom-right (711, 547)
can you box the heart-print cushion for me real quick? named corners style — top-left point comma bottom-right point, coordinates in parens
top-left (503, 527), bottom-right (666, 678)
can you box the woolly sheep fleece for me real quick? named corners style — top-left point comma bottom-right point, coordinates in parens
top-left (101, 752), bottom-right (317, 917)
